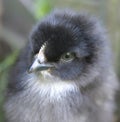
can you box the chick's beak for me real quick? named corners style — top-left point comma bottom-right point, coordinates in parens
top-left (28, 42), bottom-right (54, 73)
top-left (28, 59), bottom-right (54, 73)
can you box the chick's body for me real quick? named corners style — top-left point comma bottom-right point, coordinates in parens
top-left (5, 10), bottom-right (118, 122)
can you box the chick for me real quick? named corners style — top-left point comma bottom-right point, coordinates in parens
top-left (5, 10), bottom-right (118, 122)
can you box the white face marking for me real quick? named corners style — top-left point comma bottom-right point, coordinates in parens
top-left (37, 42), bottom-right (47, 63)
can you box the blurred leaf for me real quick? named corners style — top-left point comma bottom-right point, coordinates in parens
top-left (0, 50), bottom-right (19, 74)
top-left (34, 0), bottom-right (52, 20)
top-left (0, 71), bottom-right (8, 122)
top-left (0, 50), bottom-right (19, 121)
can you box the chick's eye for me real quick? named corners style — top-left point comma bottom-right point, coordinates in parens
top-left (61, 52), bottom-right (75, 62)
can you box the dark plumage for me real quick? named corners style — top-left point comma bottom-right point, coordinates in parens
top-left (5, 10), bottom-right (118, 122)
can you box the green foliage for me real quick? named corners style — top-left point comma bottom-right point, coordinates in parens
top-left (34, 0), bottom-right (52, 20)
top-left (0, 51), bottom-right (19, 74)
top-left (0, 51), bottom-right (19, 122)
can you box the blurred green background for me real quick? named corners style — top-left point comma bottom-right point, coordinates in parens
top-left (0, 0), bottom-right (120, 122)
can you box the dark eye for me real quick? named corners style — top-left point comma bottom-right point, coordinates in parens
top-left (60, 52), bottom-right (75, 62)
